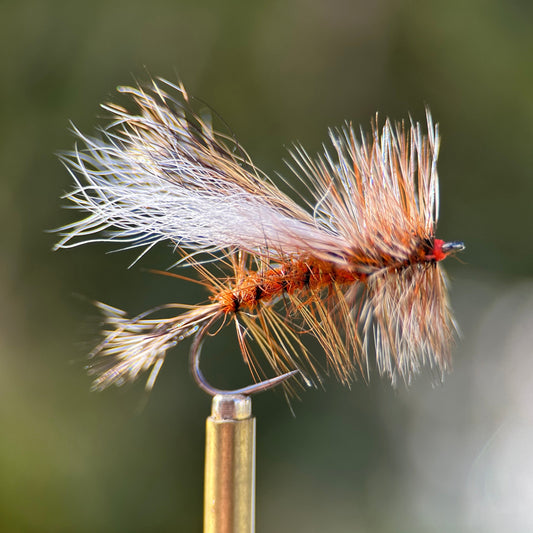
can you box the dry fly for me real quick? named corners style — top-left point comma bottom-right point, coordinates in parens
top-left (55, 79), bottom-right (464, 394)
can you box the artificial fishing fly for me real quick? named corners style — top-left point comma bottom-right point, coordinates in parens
top-left (55, 79), bottom-right (464, 393)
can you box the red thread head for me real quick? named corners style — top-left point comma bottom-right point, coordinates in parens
top-left (432, 239), bottom-right (447, 262)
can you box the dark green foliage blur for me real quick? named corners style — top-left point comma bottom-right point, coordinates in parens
top-left (1, 1), bottom-right (532, 532)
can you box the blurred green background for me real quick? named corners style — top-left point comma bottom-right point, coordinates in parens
top-left (2, 1), bottom-right (533, 531)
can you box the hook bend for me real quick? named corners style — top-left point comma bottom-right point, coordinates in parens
top-left (189, 322), bottom-right (300, 397)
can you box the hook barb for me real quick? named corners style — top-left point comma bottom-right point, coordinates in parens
top-left (190, 321), bottom-right (300, 397)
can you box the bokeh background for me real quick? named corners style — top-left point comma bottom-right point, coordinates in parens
top-left (2, 1), bottom-right (533, 531)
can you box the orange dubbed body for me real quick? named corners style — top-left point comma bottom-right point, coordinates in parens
top-left (215, 259), bottom-right (364, 314)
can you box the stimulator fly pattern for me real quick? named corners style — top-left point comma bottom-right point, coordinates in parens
top-left (56, 79), bottom-right (464, 393)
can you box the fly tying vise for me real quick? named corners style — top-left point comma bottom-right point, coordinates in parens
top-left (55, 79), bottom-right (464, 397)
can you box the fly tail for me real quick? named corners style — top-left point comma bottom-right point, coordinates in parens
top-left (88, 301), bottom-right (222, 391)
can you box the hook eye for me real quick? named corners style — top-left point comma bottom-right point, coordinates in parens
top-left (441, 241), bottom-right (465, 254)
